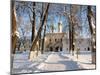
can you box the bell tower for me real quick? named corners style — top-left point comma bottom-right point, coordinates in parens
top-left (58, 21), bottom-right (62, 33)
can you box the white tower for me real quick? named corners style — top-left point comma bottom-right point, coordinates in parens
top-left (58, 21), bottom-right (62, 33)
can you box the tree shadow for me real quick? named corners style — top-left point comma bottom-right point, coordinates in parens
top-left (58, 60), bottom-right (80, 70)
top-left (78, 51), bottom-right (91, 55)
top-left (12, 52), bottom-right (51, 74)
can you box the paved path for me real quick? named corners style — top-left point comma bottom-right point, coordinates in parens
top-left (37, 52), bottom-right (81, 72)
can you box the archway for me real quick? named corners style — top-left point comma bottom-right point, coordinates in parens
top-left (50, 47), bottom-right (53, 51)
top-left (55, 46), bottom-right (59, 52)
top-left (87, 47), bottom-right (90, 51)
top-left (60, 47), bottom-right (62, 51)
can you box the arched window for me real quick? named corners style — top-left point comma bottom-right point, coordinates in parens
top-left (88, 47), bottom-right (90, 51)
top-left (55, 39), bottom-right (56, 42)
top-left (49, 39), bottom-right (51, 42)
top-left (61, 38), bottom-right (62, 42)
top-left (49, 39), bottom-right (51, 43)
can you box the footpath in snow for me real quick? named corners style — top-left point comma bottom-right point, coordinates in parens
top-left (12, 50), bottom-right (96, 74)
top-left (37, 52), bottom-right (81, 72)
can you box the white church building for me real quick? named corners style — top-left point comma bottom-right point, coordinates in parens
top-left (44, 21), bottom-right (91, 52)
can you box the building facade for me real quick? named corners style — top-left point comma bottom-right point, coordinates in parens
top-left (44, 21), bottom-right (91, 52)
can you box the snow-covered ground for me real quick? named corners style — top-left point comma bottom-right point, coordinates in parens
top-left (11, 50), bottom-right (96, 74)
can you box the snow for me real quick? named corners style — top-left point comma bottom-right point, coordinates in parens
top-left (37, 52), bottom-right (80, 71)
top-left (61, 51), bottom-right (95, 69)
top-left (11, 50), bottom-right (96, 74)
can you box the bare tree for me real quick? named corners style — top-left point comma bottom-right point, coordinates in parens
top-left (41, 19), bottom-right (48, 54)
top-left (31, 2), bottom-right (36, 42)
top-left (29, 3), bottom-right (50, 60)
top-left (15, 1), bottom-right (36, 43)
top-left (87, 6), bottom-right (96, 64)
top-left (12, 1), bottom-right (18, 54)
top-left (64, 5), bottom-right (79, 55)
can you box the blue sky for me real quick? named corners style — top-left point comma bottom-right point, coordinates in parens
top-left (16, 2), bottom-right (96, 39)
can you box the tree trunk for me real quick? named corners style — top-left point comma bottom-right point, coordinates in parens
top-left (39, 4), bottom-right (43, 52)
top-left (87, 6), bottom-right (96, 64)
top-left (69, 17), bottom-right (72, 53)
top-left (39, 33), bottom-right (41, 51)
top-left (69, 5), bottom-right (72, 53)
top-left (17, 41), bottom-right (21, 51)
top-left (72, 19), bottom-right (74, 56)
top-left (29, 3), bottom-right (50, 60)
top-left (11, 0), bottom-right (17, 69)
top-left (31, 2), bottom-right (36, 42)
top-left (69, 5), bottom-right (75, 55)
top-left (41, 22), bottom-right (47, 54)
top-left (12, 1), bottom-right (17, 54)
